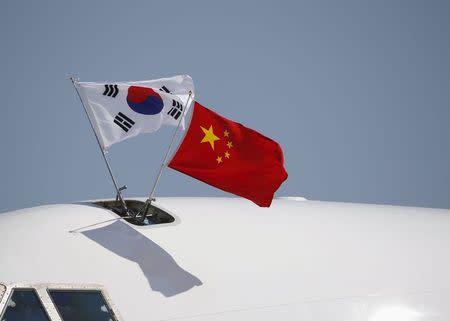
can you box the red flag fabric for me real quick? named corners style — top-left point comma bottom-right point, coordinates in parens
top-left (168, 102), bottom-right (288, 207)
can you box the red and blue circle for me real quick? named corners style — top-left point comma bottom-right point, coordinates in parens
top-left (126, 86), bottom-right (164, 115)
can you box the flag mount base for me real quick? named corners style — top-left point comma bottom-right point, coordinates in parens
top-left (94, 199), bottom-right (174, 226)
top-left (133, 198), bottom-right (156, 224)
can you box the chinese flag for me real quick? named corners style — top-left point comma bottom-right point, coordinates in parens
top-left (168, 102), bottom-right (288, 207)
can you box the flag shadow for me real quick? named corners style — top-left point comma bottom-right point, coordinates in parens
top-left (81, 220), bottom-right (202, 297)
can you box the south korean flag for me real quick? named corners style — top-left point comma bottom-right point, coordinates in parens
top-left (75, 75), bottom-right (195, 150)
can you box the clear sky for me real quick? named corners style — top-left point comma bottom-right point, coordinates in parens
top-left (1, 0), bottom-right (449, 213)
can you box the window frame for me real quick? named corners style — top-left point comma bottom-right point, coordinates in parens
top-left (0, 287), bottom-right (52, 321)
top-left (0, 283), bottom-right (7, 311)
top-left (0, 283), bottom-right (122, 321)
top-left (47, 287), bottom-right (118, 321)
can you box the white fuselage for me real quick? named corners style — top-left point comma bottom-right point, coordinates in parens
top-left (1, 197), bottom-right (450, 321)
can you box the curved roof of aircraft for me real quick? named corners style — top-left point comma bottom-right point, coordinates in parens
top-left (1, 198), bottom-right (450, 320)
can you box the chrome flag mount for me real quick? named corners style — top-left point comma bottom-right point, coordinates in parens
top-left (74, 75), bottom-right (195, 150)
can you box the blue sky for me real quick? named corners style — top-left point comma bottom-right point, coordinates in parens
top-left (1, 0), bottom-right (449, 212)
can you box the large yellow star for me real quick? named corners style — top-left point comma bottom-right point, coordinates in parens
top-left (200, 125), bottom-right (220, 150)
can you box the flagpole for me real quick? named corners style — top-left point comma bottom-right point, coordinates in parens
top-left (136, 91), bottom-right (193, 221)
top-left (70, 77), bottom-right (130, 215)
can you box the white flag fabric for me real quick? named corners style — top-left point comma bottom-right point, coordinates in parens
top-left (75, 75), bottom-right (194, 150)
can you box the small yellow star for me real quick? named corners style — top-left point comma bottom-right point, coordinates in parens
top-left (227, 141), bottom-right (233, 148)
top-left (216, 156), bottom-right (223, 164)
top-left (224, 130), bottom-right (230, 137)
top-left (200, 125), bottom-right (220, 150)
top-left (224, 151), bottom-right (230, 159)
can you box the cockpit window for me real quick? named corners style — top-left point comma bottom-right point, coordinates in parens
top-left (48, 290), bottom-right (117, 321)
top-left (1, 289), bottom-right (50, 321)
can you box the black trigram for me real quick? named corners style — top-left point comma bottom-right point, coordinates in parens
top-left (159, 86), bottom-right (172, 94)
top-left (167, 99), bottom-right (183, 120)
top-left (103, 84), bottom-right (119, 97)
top-left (114, 112), bottom-right (135, 132)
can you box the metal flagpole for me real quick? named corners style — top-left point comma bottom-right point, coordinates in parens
top-left (136, 91), bottom-right (193, 221)
top-left (70, 77), bottom-right (130, 215)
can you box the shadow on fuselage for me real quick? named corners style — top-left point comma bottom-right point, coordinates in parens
top-left (82, 220), bottom-right (202, 297)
